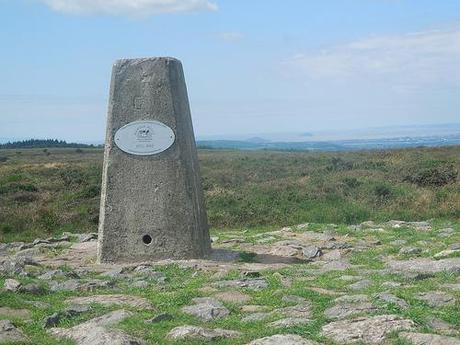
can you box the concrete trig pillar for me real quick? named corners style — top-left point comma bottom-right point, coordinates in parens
top-left (98, 57), bottom-right (211, 263)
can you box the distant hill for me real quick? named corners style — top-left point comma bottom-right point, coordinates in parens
top-left (0, 139), bottom-right (101, 149)
top-left (245, 137), bottom-right (271, 144)
top-left (197, 134), bottom-right (460, 151)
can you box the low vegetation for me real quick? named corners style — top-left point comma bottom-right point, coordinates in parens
top-left (0, 146), bottom-right (459, 242)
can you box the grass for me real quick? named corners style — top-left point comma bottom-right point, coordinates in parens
top-left (0, 146), bottom-right (459, 242)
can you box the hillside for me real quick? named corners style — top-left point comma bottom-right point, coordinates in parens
top-left (0, 146), bottom-right (458, 242)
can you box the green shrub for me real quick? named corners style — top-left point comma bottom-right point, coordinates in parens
top-left (38, 207), bottom-right (59, 231)
top-left (326, 157), bottom-right (354, 171)
top-left (374, 183), bottom-right (393, 200)
top-left (0, 223), bottom-right (13, 234)
top-left (343, 177), bottom-right (361, 188)
top-left (59, 168), bottom-right (86, 185)
top-left (404, 164), bottom-right (457, 187)
top-left (0, 182), bottom-right (38, 194)
top-left (79, 185), bottom-right (100, 198)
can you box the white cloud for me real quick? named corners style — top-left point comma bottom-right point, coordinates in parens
top-left (217, 32), bottom-right (244, 43)
top-left (39, 0), bottom-right (218, 16)
top-left (285, 27), bottom-right (460, 87)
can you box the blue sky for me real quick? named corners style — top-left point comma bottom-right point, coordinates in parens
top-left (1, 0), bottom-right (460, 142)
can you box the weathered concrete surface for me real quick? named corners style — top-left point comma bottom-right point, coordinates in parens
top-left (98, 57), bottom-right (211, 263)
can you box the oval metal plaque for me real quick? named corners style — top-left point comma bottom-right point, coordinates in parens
top-left (114, 120), bottom-right (175, 156)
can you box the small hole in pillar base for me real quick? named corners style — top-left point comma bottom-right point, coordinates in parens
top-left (142, 235), bottom-right (152, 245)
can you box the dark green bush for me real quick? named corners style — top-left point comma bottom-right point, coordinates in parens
top-left (79, 185), bottom-right (101, 198)
top-left (343, 177), bottom-right (361, 188)
top-left (0, 224), bottom-right (13, 234)
top-left (404, 164), bottom-right (457, 187)
top-left (38, 207), bottom-right (59, 231)
top-left (59, 168), bottom-right (86, 185)
top-left (0, 182), bottom-right (38, 194)
top-left (374, 183), bottom-right (393, 200)
top-left (326, 157), bottom-right (354, 172)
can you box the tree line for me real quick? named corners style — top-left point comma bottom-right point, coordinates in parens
top-left (0, 139), bottom-right (101, 149)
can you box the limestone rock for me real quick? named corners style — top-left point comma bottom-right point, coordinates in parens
top-left (0, 259), bottom-right (26, 277)
top-left (322, 249), bottom-right (343, 261)
top-left (348, 279), bottom-right (372, 290)
top-left (386, 221), bottom-right (431, 231)
top-left (375, 292), bottom-right (409, 309)
top-left (276, 304), bottom-right (312, 318)
top-left (0, 307), bottom-right (31, 321)
top-left (38, 269), bottom-right (78, 280)
top-left (302, 246), bottom-right (322, 259)
top-left (448, 243), bottom-right (460, 250)
top-left (246, 334), bottom-right (316, 345)
top-left (19, 283), bottom-right (45, 295)
top-left (438, 228), bottom-right (455, 237)
top-left (49, 279), bottom-right (81, 292)
top-left (387, 258), bottom-right (460, 274)
top-left (181, 297), bottom-right (229, 322)
top-left (132, 266), bottom-right (166, 282)
top-left (441, 283), bottom-right (460, 291)
top-left (214, 291), bottom-right (251, 304)
top-left (99, 267), bottom-right (124, 279)
top-left (399, 332), bottom-right (460, 345)
top-left (167, 325), bottom-right (241, 340)
top-left (270, 317), bottom-right (311, 327)
top-left (318, 260), bottom-right (352, 272)
top-left (79, 280), bottom-right (114, 292)
top-left (214, 278), bottom-right (268, 290)
top-left (3, 279), bottom-right (21, 292)
top-left (131, 280), bottom-right (149, 289)
top-left (270, 245), bottom-right (300, 257)
top-left (321, 314), bottom-right (415, 344)
top-left (67, 294), bottom-right (153, 309)
top-left (340, 275), bottom-right (362, 282)
top-left (324, 294), bottom-right (376, 320)
top-left (417, 291), bottom-right (456, 307)
top-left (381, 281), bottom-right (402, 288)
top-left (242, 312), bottom-right (272, 322)
top-left (49, 310), bottom-right (146, 345)
top-left (426, 317), bottom-right (459, 335)
top-left (0, 320), bottom-right (27, 343)
top-left (399, 246), bottom-right (422, 255)
top-left (324, 301), bottom-right (377, 320)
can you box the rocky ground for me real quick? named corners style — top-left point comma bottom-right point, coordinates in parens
top-left (0, 220), bottom-right (459, 344)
